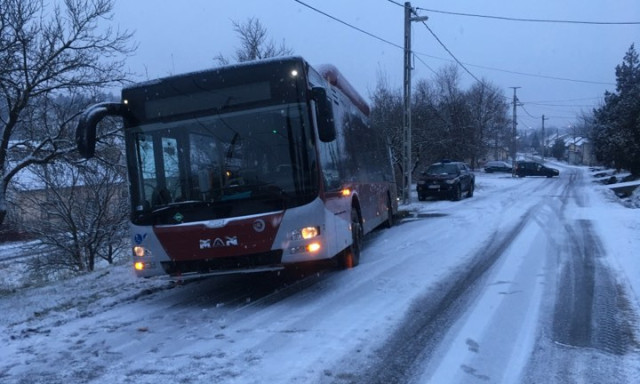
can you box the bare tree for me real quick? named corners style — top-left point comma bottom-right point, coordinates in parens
top-left (370, 65), bottom-right (510, 173)
top-left (432, 65), bottom-right (472, 161)
top-left (370, 73), bottom-right (403, 172)
top-left (214, 17), bottom-right (294, 65)
top-left (0, 0), bottom-right (134, 227)
top-left (412, 78), bottom-right (451, 167)
top-left (14, 154), bottom-right (129, 277)
top-left (465, 81), bottom-right (510, 167)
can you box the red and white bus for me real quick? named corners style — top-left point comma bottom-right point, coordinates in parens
top-left (76, 56), bottom-right (398, 278)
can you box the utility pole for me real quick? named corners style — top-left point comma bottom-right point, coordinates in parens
top-left (402, 2), bottom-right (427, 204)
top-left (509, 87), bottom-right (521, 165)
top-left (541, 114), bottom-right (549, 162)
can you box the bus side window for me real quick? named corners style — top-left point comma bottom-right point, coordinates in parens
top-left (318, 141), bottom-right (341, 191)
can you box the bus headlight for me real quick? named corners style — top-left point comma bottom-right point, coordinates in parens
top-left (290, 226), bottom-right (320, 240)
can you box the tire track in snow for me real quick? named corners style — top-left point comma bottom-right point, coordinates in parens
top-left (552, 219), bottom-right (637, 355)
top-left (521, 167), bottom-right (639, 384)
top-left (349, 201), bottom-right (542, 384)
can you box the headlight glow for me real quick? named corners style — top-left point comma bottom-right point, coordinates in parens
top-left (133, 246), bottom-right (145, 257)
top-left (134, 261), bottom-right (145, 271)
top-left (306, 242), bottom-right (321, 253)
top-left (291, 226), bottom-right (320, 240)
top-left (301, 227), bottom-right (319, 239)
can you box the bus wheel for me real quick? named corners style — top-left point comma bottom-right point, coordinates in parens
top-left (341, 208), bottom-right (363, 269)
top-left (382, 195), bottom-right (394, 228)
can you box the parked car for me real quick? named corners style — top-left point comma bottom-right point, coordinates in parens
top-left (514, 160), bottom-right (559, 178)
top-left (484, 161), bottom-right (513, 173)
top-left (417, 161), bottom-right (475, 201)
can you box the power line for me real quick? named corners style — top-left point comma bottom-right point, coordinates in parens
top-left (293, 1), bottom-right (443, 81)
top-left (296, 0), bottom-right (609, 125)
top-left (413, 18), bottom-right (482, 83)
top-left (523, 100), bottom-right (599, 111)
top-left (455, 61), bottom-right (615, 86)
top-left (386, 0), bottom-right (404, 7)
top-left (525, 102), bottom-right (597, 108)
top-left (414, 7), bottom-right (640, 25)
top-left (411, 52), bottom-right (615, 86)
top-left (300, 1), bottom-right (591, 127)
top-left (296, 0), bottom-right (614, 87)
top-left (387, 1), bottom-right (616, 86)
top-left (293, 0), bottom-right (403, 50)
top-left (526, 96), bottom-right (603, 103)
top-left (412, 54), bottom-right (438, 76)
top-left (520, 115), bottom-right (577, 123)
top-left (520, 104), bottom-right (539, 119)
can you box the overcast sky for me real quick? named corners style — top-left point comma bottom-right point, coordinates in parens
top-left (113, 0), bottom-right (640, 132)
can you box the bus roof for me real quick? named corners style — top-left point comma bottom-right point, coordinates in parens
top-left (120, 56), bottom-right (371, 116)
top-left (315, 64), bottom-right (370, 116)
top-left (123, 56), bottom-right (307, 91)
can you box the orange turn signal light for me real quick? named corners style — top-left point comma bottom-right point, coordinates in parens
top-left (306, 242), bottom-right (321, 253)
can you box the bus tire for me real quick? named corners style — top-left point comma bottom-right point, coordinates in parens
top-left (382, 194), bottom-right (394, 228)
top-left (340, 207), bottom-right (362, 269)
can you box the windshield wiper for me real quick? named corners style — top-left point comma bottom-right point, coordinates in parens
top-left (151, 200), bottom-right (211, 214)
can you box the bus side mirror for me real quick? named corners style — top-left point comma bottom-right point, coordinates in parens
top-left (312, 87), bottom-right (336, 142)
top-left (76, 102), bottom-right (125, 158)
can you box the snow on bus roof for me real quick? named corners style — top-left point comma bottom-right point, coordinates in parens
top-left (315, 64), bottom-right (371, 116)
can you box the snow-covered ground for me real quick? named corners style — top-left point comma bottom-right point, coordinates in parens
top-left (1, 163), bottom-right (639, 383)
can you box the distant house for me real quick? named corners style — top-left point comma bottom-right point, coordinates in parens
top-left (544, 133), bottom-right (597, 166)
top-left (488, 146), bottom-right (511, 163)
top-left (476, 145), bottom-right (510, 167)
top-left (566, 136), bottom-right (596, 166)
top-left (4, 163), bottom-right (127, 238)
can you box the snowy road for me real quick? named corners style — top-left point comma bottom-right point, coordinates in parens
top-left (2, 164), bottom-right (640, 383)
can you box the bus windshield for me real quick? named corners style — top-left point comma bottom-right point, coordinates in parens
top-left (127, 103), bottom-right (317, 225)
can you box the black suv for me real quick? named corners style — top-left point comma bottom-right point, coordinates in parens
top-left (417, 161), bottom-right (475, 201)
top-left (514, 160), bottom-right (559, 178)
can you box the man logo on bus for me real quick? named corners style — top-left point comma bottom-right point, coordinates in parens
top-left (213, 236), bottom-right (238, 247)
top-left (200, 237), bottom-right (238, 249)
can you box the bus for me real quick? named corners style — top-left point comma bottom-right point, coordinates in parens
top-left (76, 56), bottom-right (398, 278)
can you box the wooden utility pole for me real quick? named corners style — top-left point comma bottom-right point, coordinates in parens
top-left (541, 114), bottom-right (549, 162)
top-left (510, 87), bottom-right (521, 163)
top-left (402, 2), bottom-right (428, 204)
